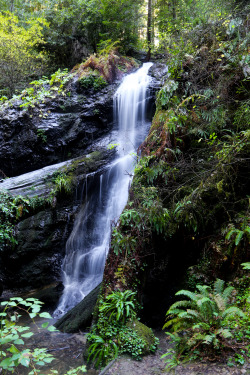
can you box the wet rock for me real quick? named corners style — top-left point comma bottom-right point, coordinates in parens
top-left (0, 147), bottom-right (116, 197)
top-left (0, 148), bottom-right (116, 291)
top-left (1, 205), bottom-right (74, 290)
top-left (54, 284), bottom-right (101, 333)
top-left (0, 82), bottom-right (118, 178)
top-left (148, 63), bottom-right (169, 85)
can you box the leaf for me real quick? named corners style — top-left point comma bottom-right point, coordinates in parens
top-left (31, 305), bottom-right (41, 313)
top-left (14, 339), bottom-right (25, 345)
top-left (39, 312), bottom-right (52, 319)
top-left (47, 325), bottom-right (57, 332)
top-left (0, 357), bottom-right (14, 368)
top-left (8, 345), bottom-right (20, 354)
top-left (235, 230), bottom-right (244, 246)
top-left (21, 332), bottom-right (33, 338)
top-left (20, 357), bottom-right (30, 367)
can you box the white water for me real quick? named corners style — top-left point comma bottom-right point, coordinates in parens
top-left (54, 62), bottom-right (153, 316)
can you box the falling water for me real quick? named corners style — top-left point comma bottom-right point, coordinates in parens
top-left (55, 62), bottom-right (153, 316)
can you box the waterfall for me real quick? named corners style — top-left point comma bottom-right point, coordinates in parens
top-left (54, 62), bottom-right (153, 317)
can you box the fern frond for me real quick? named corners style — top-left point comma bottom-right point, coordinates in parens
top-left (187, 332), bottom-right (204, 347)
top-left (196, 296), bottom-right (213, 307)
top-left (214, 294), bottom-right (226, 312)
top-left (176, 290), bottom-right (197, 301)
top-left (167, 300), bottom-right (192, 311)
top-left (178, 311), bottom-right (197, 320)
top-left (185, 309), bottom-right (202, 320)
top-left (167, 308), bottom-right (186, 316)
top-left (163, 317), bottom-right (180, 329)
top-left (192, 322), bottom-right (210, 330)
top-left (196, 285), bottom-right (211, 297)
top-left (222, 286), bottom-right (234, 303)
top-left (213, 279), bottom-right (225, 295)
top-left (222, 306), bottom-right (246, 319)
top-left (203, 334), bottom-right (215, 345)
top-left (217, 328), bottom-right (232, 339)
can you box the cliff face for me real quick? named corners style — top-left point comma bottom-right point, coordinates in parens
top-left (0, 83), bottom-right (117, 178)
top-left (103, 49), bottom-right (250, 326)
top-left (0, 60), bottom-right (163, 298)
top-left (0, 148), bottom-right (115, 295)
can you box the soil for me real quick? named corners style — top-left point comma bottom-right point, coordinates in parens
top-left (14, 323), bottom-right (250, 375)
top-left (104, 331), bottom-right (250, 375)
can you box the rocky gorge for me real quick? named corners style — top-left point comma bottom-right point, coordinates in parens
top-left (0, 60), bottom-right (164, 304)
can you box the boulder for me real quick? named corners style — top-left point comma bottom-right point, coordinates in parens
top-left (55, 284), bottom-right (101, 333)
top-left (0, 82), bottom-right (118, 177)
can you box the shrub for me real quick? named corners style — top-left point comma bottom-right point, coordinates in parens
top-left (162, 279), bottom-right (248, 367)
top-left (0, 297), bottom-right (86, 374)
top-left (87, 290), bottom-right (158, 368)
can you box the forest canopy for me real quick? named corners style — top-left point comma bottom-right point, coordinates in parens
top-left (0, 0), bottom-right (248, 96)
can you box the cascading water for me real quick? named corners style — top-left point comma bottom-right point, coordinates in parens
top-left (55, 62), bottom-right (153, 316)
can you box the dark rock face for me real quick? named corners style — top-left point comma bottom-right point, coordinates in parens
top-left (0, 148), bottom-right (116, 293)
top-left (3, 206), bottom-right (74, 290)
top-left (0, 63), bottom-right (162, 300)
top-left (0, 82), bottom-right (118, 178)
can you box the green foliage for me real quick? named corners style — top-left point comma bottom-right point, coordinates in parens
top-left (226, 222), bottom-right (250, 247)
top-left (0, 12), bottom-right (49, 96)
top-left (54, 174), bottom-right (73, 195)
top-left (241, 262), bottom-right (250, 270)
top-left (79, 73), bottom-right (107, 91)
top-left (0, 297), bottom-right (54, 373)
top-left (0, 69), bottom-right (73, 111)
top-left (0, 192), bottom-right (31, 251)
top-left (0, 297), bottom-right (86, 374)
top-left (37, 129), bottom-right (47, 143)
top-left (87, 290), bottom-right (158, 368)
top-left (87, 334), bottom-right (118, 368)
top-left (156, 80), bottom-right (179, 108)
top-left (162, 279), bottom-right (248, 366)
top-left (98, 0), bottom-right (143, 53)
top-left (99, 290), bottom-right (136, 323)
top-left (118, 328), bottom-right (146, 359)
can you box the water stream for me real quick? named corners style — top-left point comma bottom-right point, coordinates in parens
top-left (55, 62), bottom-right (153, 317)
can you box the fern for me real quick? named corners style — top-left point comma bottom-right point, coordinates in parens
top-left (163, 279), bottom-right (246, 357)
top-left (213, 279), bottom-right (225, 295)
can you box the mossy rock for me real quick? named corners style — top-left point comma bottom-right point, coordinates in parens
top-left (126, 319), bottom-right (156, 354)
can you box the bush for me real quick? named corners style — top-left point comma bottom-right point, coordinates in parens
top-left (0, 297), bottom-right (86, 374)
top-left (87, 290), bottom-right (158, 368)
top-left (162, 279), bottom-right (249, 368)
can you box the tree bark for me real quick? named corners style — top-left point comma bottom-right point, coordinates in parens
top-left (146, 0), bottom-right (152, 61)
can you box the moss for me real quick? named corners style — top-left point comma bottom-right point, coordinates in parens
top-left (126, 320), bottom-right (157, 354)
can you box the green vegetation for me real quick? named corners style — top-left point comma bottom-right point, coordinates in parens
top-left (162, 279), bottom-right (249, 368)
top-left (0, 297), bottom-right (86, 374)
top-left (100, 0), bottom-right (250, 369)
top-left (0, 69), bottom-right (73, 111)
top-left (0, 192), bottom-right (34, 252)
top-left (0, 171), bottom-right (75, 251)
top-left (0, 0), bottom-right (144, 95)
top-left (0, 12), bottom-right (48, 97)
top-left (0, 0), bottom-right (249, 371)
top-left (79, 73), bottom-right (107, 91)
top-left (87, 290), bottom-right (158, 368)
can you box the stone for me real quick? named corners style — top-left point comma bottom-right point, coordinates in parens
top-left (54, 284), bottom-right (101, 333)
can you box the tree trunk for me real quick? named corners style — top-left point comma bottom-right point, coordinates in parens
top-left (146, 0), bottom-right (152, 61)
